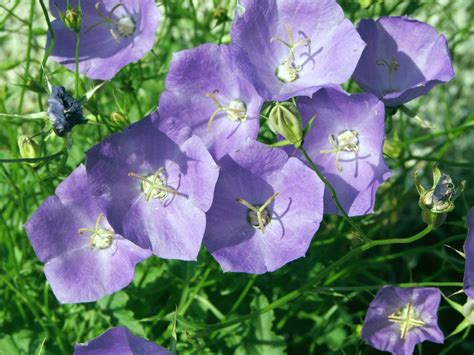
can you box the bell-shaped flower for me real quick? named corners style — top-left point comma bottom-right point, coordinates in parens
top-left (295, 87), bottom-right (391, 216)
top-left (85, 112), bottom-right (219, 261)
top-left (352, 16), bottom-right (455, 107)
top-left (24, 165), bottom-right (151, 303)
top-left (203, 139), bottom-right (324, 274)
top-left (464, 208), bottom-right (474, 298)
top-left (362, 286), bottom-right (444, 355)
top-left (231, 0), bottom-right (365, 101)
top-left (159, 43), bottom-right (264, 161)
top-left (74, 326), bottom-right (171, 354)
top-left (48, 0), bottom-right (160, 80)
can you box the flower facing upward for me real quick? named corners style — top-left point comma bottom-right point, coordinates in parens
top-left (74, 326), bottom-right (171, 354)
top-left (352, 16), bottom-right (455, 107)
top-left (362, 286), bottom-right (444, 355)
top-left (231, 0), bottom-right (365, 101)
top-left (464, 208), bottom-right (474, 298)
top-left (159, 43), bottom-right (264, 161)
top-left (48, 0), bottom-right (160, 80)
top-left (47, 86), bottom-right (86, 137)
top-left (86, 113), bottom-right (219, 260)
top-left (203, 139), bottom-right (324, 274)
top-left (24, 165), bottom-right (151, 304)
top-left (295, 88), bottom-right (391, 216)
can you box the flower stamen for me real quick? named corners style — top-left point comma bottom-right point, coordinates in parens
top-left (236, 193), bottom-right (279, 233)
top-left (271, 23), bottom-right (311, 83)
top-left (87, 2), bottom-right (136, 43)
top-left (320, 129), bottom-right (360, 172)
top-left (128, 168), bottom-right (187, 202)
top-left (376, 57), bottom-right (400, 93)
top-left (387, 302), bottom-right (426, 339)
top-left (205, 90), bottom-right (247, 132)
top-left (78, 213), bottom-right (114, 250)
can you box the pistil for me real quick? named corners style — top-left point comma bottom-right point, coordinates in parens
top-left (236, 193), bottom-right (279, 233)
top-left (78, 213), bottom-right (114, 250)
top-left (128, 168), bottom-right (186, 202)
top-left (205, 90), bottom-right (247, 132)
top-left (320, 129), bottom-right (360, 172)
top-left (387, 302), bottom-right (426, 339)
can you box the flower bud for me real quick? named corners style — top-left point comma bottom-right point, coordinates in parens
top-left (18, 135), bottom-right (40, 167)
top-left (110, 112), bottom-right (130, 130)
top-left (64, 8), bottom-right (82, 33)
top-left (268, 101), bottom-right (304, 148)
top-left (415, 164), bottom-right (465, 228)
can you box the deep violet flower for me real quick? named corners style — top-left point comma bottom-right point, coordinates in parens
top-left (203, 139), bottom-right (324, 274)
top-left (294, 87), bottom-right (391, 216)
top-left (352, 16), bottom-right (455, 107)
top-left (47, 86), bottom-right (86, 137)
top-left (464, 208), bottom-right (474, 298)
top-left (24, 165), bottom-right (151, 304)
top-left (159, 43), bottom-right (264, 161)
top-left (86, 112), bottom-right (219, 260)
top-left (231, 0), bottom-right (365, 101)
top-left (74, 326), bottom-right (171, 354)
top-left (48, 0), bottom-right (160, 80)
top-left (362, 286), bottom-right (444, 355)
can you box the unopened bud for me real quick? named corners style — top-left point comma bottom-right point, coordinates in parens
top-left (415, 164), bottom-right (465, 228)
top-left (18, 135), bottom-right (40, 167)
top-left (110, 112), bottom-right (130, 130)
top-left (268, 101), bottom-right (304, 148)
top-left (65, 8), bottom-right (81, 32)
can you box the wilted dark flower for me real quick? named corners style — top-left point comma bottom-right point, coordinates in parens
top-left (203, 139), bottom-right (324, 274)
top-left (362, 286), bottom-right (444, 355)
top-left (231, 0), bottom-right (365, 100)
top-left (24, 165), bottom-right (151, 303)
top-left (47, 86), bottom-right (86, 137)
top-left (294, 88), bottom-right (391, 216)
top-left (159, 43), bottom-right (264, 161)
top-left (48, 0), bottom-right (160, 80)
top-left (74, 326), bottom-right (171, 354)
top-left (86, 113), bottom-right (219, 260)
top-left (464, 208), bottom-right (474, 298)
top-left (352, 16), bottom-right (455, 107)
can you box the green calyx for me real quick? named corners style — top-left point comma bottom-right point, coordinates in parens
top-left (267, 101), bottom-right (304, 148)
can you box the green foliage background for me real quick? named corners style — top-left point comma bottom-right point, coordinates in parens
top-left (0, 0), bottom-right (473, 353)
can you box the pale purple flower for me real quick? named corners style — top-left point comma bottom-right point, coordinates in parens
top-left (362, 286), bottom-right (444, 355)
top-left (49, 0), bottom-right (160, 80)
top-left (231, 0), bottom-right (365, 101)
top-left (159, 43), bottom-right (264, 161)
top-left (464, 208), bottom-right (474, 298)
top-left (24, 165), bottom-right (151, 304)
top-left (352, 16), bottom-right (455, 107)
top-left (294, 87), bottom-right (391, 216)
top-left (86, 112), bottom-right (219, 261)
top-left (74, 326), bottom-right (171, 354)
top-left (203, 139), bottom-right (324, 274)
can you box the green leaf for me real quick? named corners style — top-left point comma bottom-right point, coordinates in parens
top-left (235, 293), bottom-right (286, 355)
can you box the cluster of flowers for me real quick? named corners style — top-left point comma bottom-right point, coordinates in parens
top-left (24, 0), bottom-right (472, 354)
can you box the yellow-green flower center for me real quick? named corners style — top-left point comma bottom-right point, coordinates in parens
top-left (320, 129), bottom-right (360, 172)
top-left (129, 168), bottom-right (186, 202)
top-left (205, 91), bottom-right (247, 132)
top-left (387, 302), bottom-right (426, 340)
top-left (236, 193), bottom-right (278, 233)
top-left (78, 214), bottom-right (114, 250)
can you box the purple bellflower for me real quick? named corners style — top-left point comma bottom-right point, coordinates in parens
top-left (49, 0), bottom-right (160, 80)
top-left (47, 86), bottom-right (86, 137)
top-left (159, 43), bottom-right (264, 161)
top-left (464, 208), bottom-right (474, 298)
top-left (86, 113), bottom-right (219, 261)
top-left (74, 326), bottom-right (171, 354)
top-left (352, 16), bottom-right (455, 107)
top-left (294, 88), bottom-right (391, 216)
top-left (362, 286), bottom-right (444, 355)
top-left (203, 139), bottom-right (324, 274)
top-left (231, 0), bottom-right (365, 101)
top-left (24, 165), bottom-right (151, 304)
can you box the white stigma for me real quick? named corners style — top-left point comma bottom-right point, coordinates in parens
top-left (78, 214), bottom-right (114, 250)
top-left (116, 16), bottom-right (135, 37)
top-left (227, 99), bottom-right (247, 121)
top-left (320, 129), bottom-right (360, 172)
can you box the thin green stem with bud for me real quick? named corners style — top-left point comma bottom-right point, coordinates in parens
top-left (75, 33), bottom-right (81, 97)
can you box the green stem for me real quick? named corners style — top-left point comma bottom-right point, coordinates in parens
top-left (75, 33), bottom-right (81, 97)
top-left (194, 225), bottom-right (433, 335)
top-left (17, 0), bottom-right (35, 112)
top-left (299, 146), bottom-right (369, 242)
